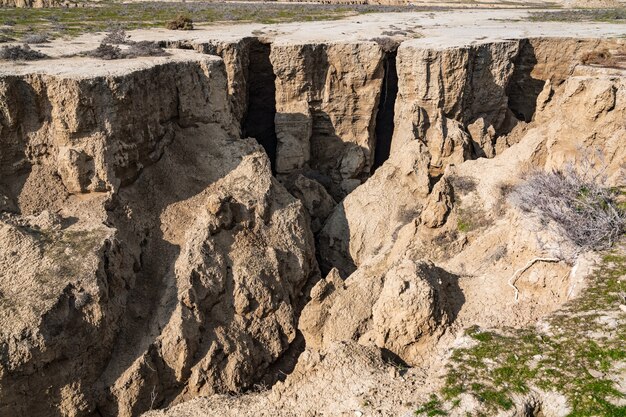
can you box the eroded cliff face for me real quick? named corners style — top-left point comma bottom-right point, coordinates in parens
top-left (270, 42), bottom-right (385, 199)
top-left (1, 35), bottom-right (625, 417)
top-left (143, 38), bottom-right (625, 416)
top-left (318, 37), bottom-right (626, 277)
top-left (0, 53), bottom-right (317, 417)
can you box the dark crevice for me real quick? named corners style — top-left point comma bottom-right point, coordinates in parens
top-left (372, 49), bottom-right (398, 173)
top-left (243, 40), bottom-right (278, 171)
top-left (506, 39), bottom-right (544, 123)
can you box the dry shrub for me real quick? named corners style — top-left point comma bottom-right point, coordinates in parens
top-left (581, 48), bottom-right (616, 67)
top-left (85, 41), bottom-right (167, 60)
top-left (166, 15), bottom-right (194, 30)
top-left (125, 41), bottom-right (168, 58)
top-left (450, 175), bottom-right (478, 196)
top-left (86, 43), bottom-right (123, 60)
top-left (103, 27), bottom-right (129, 45)
top-left (494, 181), bottom-right (514, 216)
top-left (510, 163), bottom-right (625, 251)
top-left (23, 33), bottom-right (49, 44)
top-left (0, 44), bottom-right (48, 61)
top-left (370, 36), bottom-right (399, 53)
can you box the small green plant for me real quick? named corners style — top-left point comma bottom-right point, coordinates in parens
top-left (457, 217), bottom-right (472, 233)
top-left (415, 394), bottom-right (447, 416)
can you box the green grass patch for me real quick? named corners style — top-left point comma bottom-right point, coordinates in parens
top-left (414, 395), bottom-right (447, 416)
top-left (416, 247), bottom-right (626, 416)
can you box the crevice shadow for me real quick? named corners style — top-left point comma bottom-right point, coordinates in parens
top-left (243, 39), bottom-right (278, 172)
top-left (372, 49), bottom-right (398, 173)
top-left (506, 39), bottom-right (544, 124)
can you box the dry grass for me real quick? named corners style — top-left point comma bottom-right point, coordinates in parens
top-left (166, 14), bottom-right (194, 30)
top-left (581, 48), bottom-right (617, 67)
top-left (510, 164), bottom-right (625, 252)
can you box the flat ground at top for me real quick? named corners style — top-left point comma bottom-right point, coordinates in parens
top-left (1, 8), bottom-right (626, 76)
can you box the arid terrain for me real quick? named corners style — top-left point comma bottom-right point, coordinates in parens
top-left (0, 4), bottom-right (625, 417)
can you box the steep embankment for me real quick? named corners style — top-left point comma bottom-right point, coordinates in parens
top-left (149, 37), bottom-right (626, 416)
top-left (0, 51), bottom-right (317, 417)
top-left (0, 32), bottom-right (625, 417)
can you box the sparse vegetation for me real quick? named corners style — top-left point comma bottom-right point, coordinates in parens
top-left (84, 40), bottom-right (167, 60)
top-left (455, 206), bottom-right (491, 234)
top-left (510, 164), bottom-right (626, 252)
top-left (0, 3), bottom-right (432, 39)
top-left (86, 42), bottom-right (123, 60)
top-left (166, 14), bottom-right (194, 30)
top-left (415, 248), bottom-right (626, 416)
top-left (530, 8), bottom-right (626, 23)
top-left (450, 175), bottom-right (478, 196)
top-left (456, 216), bottom-right (472, 233)
top-left (0, 44), bottom-right (48, 61)
top-left (126, 41), bottom-right (168, 58)
top-left (370, 36), bottom-right (400, 53)
top-left (414, 394), bottom-right (446, 416)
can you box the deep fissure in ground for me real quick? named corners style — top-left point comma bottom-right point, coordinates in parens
top-left (242, 40), bottom-right (278, 171)
top-left (372, 49), bottom-right (398, 173)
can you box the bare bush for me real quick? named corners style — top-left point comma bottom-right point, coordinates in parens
top-left (510, 163), bottom-right (625, 251)
top-left (370, 36), bottom-right (399, 53)
top-left (23, 33), bottom-right (49, 44)
top-left (84, 41), bottom-right (167, 60)
top-left (103, 27), bottom-right (129, 45)
top-left (125, 41), bottom-right (168, 58)
top-left (450, 175), bottom-right (478, 195)
top-left (0, 44), bottom-right (48, 61)
top-left (86, 43), bottom-right (124, 60)
top-left (581, 48), bottom-right (616, 67)
top-left (166, 15), bottom-right (194, 30)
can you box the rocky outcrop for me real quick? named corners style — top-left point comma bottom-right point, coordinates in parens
top-left (169, 38), bottom-right (255, 130)
top-left (281, 173), bottom-right (336, 233)
top-left (391, 38), bottom-right (626, 169)
top-left (391, 40), bottom-right (520, 165)
top-left (300, 259), bottom-right (455, 365)
top-left (102, 149), bottom-right (318, 416)
top-left (318, 139), bottom-right (431, 276)
top-left (271, 42), bottom-right (385, 199)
